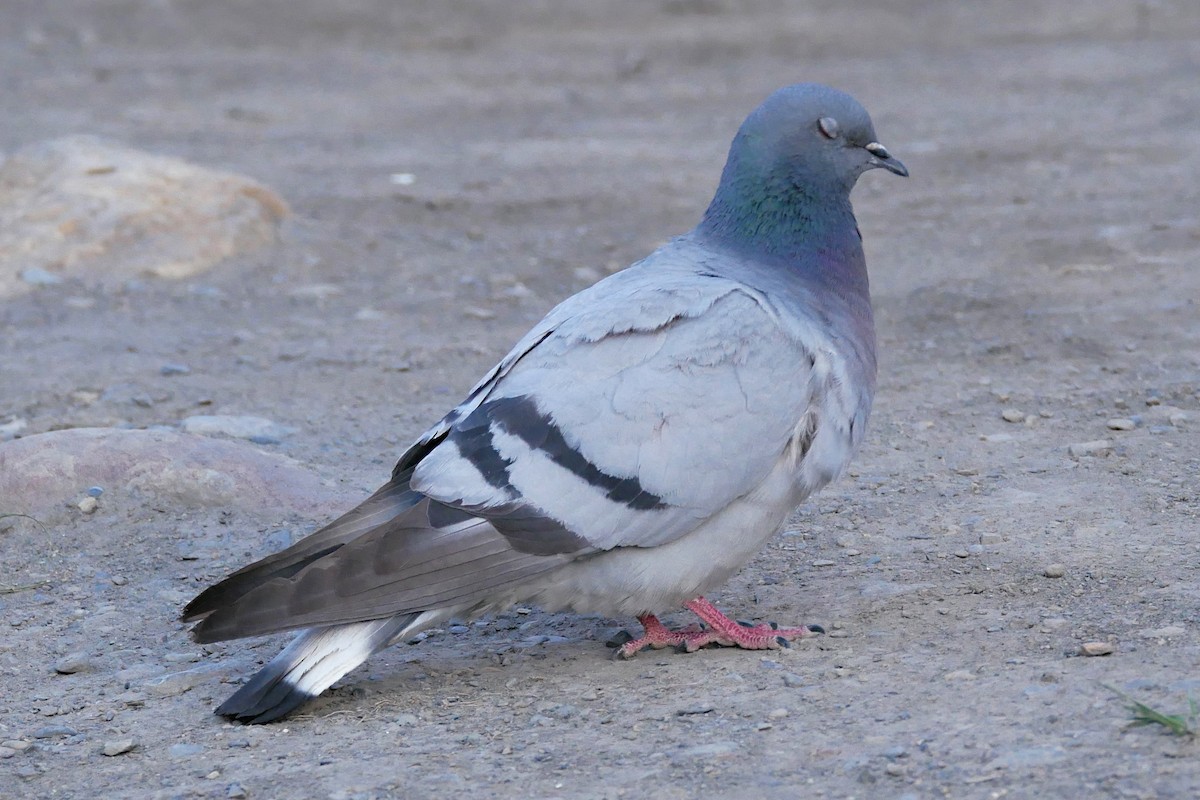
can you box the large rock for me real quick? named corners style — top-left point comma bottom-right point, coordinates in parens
top-left (0, 428), bottom-right (347, 524)
top-left (0, 136), bottom-right (289, 296)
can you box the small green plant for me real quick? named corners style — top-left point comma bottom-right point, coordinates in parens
top-left (1105, 684), bottom-right (1198, 737)
top-left (0, 512), bottom-right (46, 530)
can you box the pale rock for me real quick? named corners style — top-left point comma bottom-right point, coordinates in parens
top-left (0, 428), bottom-right (346, 524)
top-left (102, 738), bottom-right (136, 756)
top-left (180, 414), bottom-right (295, 443)
top-left (1140, 625), bottom-right (1185, 638)
top-left (0, 135), bottom-right (288, 297)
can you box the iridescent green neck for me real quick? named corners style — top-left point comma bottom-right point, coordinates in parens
top-left (696, 168), bottom-right (867, 296)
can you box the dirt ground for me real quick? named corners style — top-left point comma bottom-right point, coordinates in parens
top-left (2, 1), bottom-right (1200, 798)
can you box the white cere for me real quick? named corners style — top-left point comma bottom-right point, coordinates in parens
top-left (865, 142), bottom-right (891, 159)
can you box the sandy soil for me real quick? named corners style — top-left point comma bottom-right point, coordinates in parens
top-left (2, 1), bottom-right (1199, 798)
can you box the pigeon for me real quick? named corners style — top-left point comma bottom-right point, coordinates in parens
top-left (182, 83), bottom-right (908, 723)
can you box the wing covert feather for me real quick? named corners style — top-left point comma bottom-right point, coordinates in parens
top-left (412, 267), bottom-right (818, 553)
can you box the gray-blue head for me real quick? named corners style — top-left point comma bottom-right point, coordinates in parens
top-left (699, 84), bottom-right (906, 253)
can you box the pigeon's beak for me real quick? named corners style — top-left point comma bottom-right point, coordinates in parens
top-left (865, 142), bottom-right (908, 177)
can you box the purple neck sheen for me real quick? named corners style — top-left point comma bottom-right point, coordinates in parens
top-left (694, 133), bottom-right (871, 301)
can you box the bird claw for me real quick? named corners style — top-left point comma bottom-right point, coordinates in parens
top-left (613, 602), bottom-right (822, 660)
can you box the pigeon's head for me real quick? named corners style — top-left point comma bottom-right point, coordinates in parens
top-left (732, 83), bottom-right (908, 194)
top-left (699, 83), bottom-right (906, 257)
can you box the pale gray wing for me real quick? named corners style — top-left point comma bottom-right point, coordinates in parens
top-left (409, 260), bottom-right (822, 555)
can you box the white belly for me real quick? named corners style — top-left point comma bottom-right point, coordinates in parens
top-left (522, 453), bottom-right (810, 616)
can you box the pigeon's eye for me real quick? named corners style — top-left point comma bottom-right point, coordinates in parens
top-left (817, 117), bottom-right (840, 139)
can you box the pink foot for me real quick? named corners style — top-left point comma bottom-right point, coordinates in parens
top-left (614, 597), bottom-right (822, 659)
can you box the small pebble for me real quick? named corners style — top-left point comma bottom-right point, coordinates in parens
top-left (77, 496), bottom-right (99, 514)
top-left (20, 266), bottom-right (63, 286)
top-left (146, 664), bottom-right (224, 697)
top-left (811, 559), bottom-right (835, 567)
top-left (226, 783), bottom-right (248, 799)
top-left (1043, 564), bottom-right (1065, 578)
top-left (1000, 408), bottom-right (1025, 423)
top-left (102, 738), bottom-right (135, 756)
top-left (54, 652), bottom-right (92, 674)
top-left (168, 743), bottom-right (204, 757)
top-left (677, 705), bottom-right (715, 716)
top-left (87, 486), bottom-right (104, 497)
top-left (979, 533), bottom-right (1003, 545)
top-left (1068, 439), bottom-right (1112, 458)
top-left (1080, 642), bottom-right (1114, 656)
top-left (781, 672), bottom-right (805, 688)
top-left (953, 550), bottom-right (970, 559)
top-left (0, 417), bottom-right (28, 439)
top-left (111, 575), bottom-right (128, 586)
top-left (2, 740), bottom-right (32, 752)
top-left (1106, 418), bottom-right (1136, 431)
top-left (160, 363), bottom-right (192, 376)
top-left (767, 708), bottom-right (789, 719)
top-left (33, 724), bottom-right (78, 739)
top-left (0, 746), bottom-right (16, 759)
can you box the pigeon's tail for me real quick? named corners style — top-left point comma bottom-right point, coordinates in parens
top-left (215, 612), bottom-right (428, 724)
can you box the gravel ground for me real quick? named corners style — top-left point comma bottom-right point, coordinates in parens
top-left (1, 2), bottom-right (1199, 798)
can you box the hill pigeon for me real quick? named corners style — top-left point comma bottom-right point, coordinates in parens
top-left (183, 83), bottom-right (908, 723)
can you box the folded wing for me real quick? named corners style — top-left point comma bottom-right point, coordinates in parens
top-left (183, 257), bottom-right (819, 642)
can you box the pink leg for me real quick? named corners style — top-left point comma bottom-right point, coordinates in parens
top-left (614, 596), bottom-right (821, 659)
top-left (610, 613), bottom-right (703, 658)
